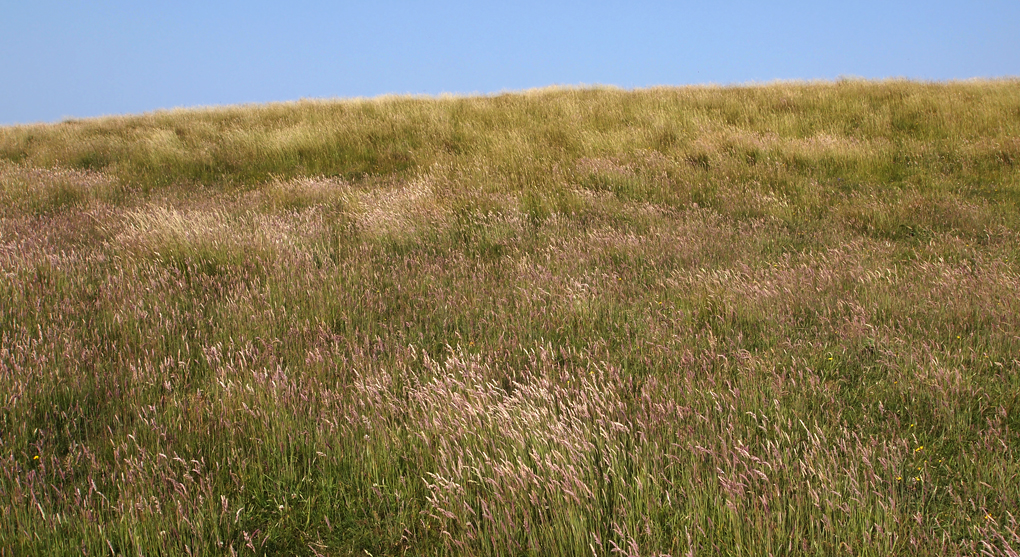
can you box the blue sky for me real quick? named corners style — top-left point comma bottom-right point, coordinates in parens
top-left (2, 0), bottom-right (1018, 125)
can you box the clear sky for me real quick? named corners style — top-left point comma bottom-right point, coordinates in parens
top-left (2, 0), bottom-right (1018, 125)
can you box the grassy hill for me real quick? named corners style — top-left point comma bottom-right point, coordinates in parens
top-left (1, 80), bottom-right (1019, 556)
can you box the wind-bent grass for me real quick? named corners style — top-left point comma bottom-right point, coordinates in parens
top-left (1, 80), bottom-right (1019, 556)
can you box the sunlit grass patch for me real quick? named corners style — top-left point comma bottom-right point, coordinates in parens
top-left (0, 161), bottom-right (126, 215)
top-left (111, 204), bottom-right (318, 280)
top-left (351, 176), bottom-right (449, 241)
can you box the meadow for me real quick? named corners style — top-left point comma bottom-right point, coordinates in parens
top-left (1, 80), bottom-right (1019, 556)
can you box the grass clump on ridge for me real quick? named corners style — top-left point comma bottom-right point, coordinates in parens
top-left (1, 80), bottom-right (1019, 556)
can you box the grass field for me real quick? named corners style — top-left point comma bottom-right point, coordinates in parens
top-left (1, 80), bottom-right (1019, 556)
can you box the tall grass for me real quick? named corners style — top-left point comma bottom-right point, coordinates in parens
top-left (1, 80), bottom-right (1019, 555)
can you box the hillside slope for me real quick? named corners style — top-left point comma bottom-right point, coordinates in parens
top-left (2, 81), bottom-right (1019, 556)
